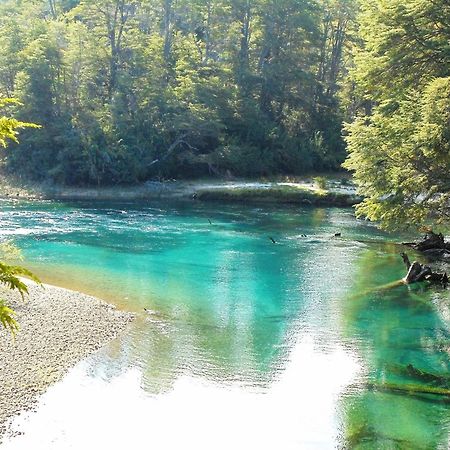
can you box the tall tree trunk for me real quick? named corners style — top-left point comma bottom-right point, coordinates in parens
top-left (259, 16), bottom-right (276, 120)
top-left (314, 13), bottom-right (331, 105)
top-left (48, 0), bottom-right (58, 19)
top-left (204, 1), bottom-right (212, 62)
top-left (232, 0), bottom-right (252, 94)
top-left (239, 1), bottom-right (251, 71)
top-left (99, 0), bottom-right (131, 98)
top-left (163, 0), bottom-right (173, 64)
top-left (327, 16), bottom-right (347, 95)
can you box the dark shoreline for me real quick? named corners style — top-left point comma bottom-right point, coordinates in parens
top-left (0, 178), bottom-right (362, 207)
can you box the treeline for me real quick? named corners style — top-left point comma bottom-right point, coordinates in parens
top-left (0, 0), bottom-right (355, 185)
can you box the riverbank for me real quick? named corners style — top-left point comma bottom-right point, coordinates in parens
top-left (194, 183), bottom-right (360, 206)
top-left (0, 175), bottom-right (362, 206)
top-left (0, 280), bottom-right (134, 441)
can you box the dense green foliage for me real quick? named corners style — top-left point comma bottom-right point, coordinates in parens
top-left (0, 99), bottom-right (39, 147)
top-left (0, 0), bottom-right (354, 185)
top-left (0, 236), bottom-right (40, 336)
top-left (0, 262), bottom-right (40, 334)
top-left (0, 102), bottom-right (39, 334)
top-left (344, 0), bottom-right (450, 229)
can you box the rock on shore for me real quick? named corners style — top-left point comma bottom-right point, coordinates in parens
top-left (0, 281), bottom-right (134, 440)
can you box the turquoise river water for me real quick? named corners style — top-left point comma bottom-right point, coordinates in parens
top-left (0, 199), bottom-right (449, 449)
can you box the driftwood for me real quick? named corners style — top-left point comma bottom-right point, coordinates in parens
top-left (403, 231), bottom-right (450, 261)
top-left (401, 252), bottom-right (448, 285)
top-left (367, 381), bottom-right (450, 399)
top-left (387, 363), bottom-right (450, 387)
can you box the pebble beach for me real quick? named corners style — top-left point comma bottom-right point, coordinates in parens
top-left (0, 281), bottom-right (134, 441)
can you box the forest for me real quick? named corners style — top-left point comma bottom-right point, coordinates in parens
top-left (0, 0), bottom-right (448, 228)
top-left (0, 0), bottom-right (355, 184)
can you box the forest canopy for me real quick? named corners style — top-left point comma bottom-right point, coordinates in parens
top-left (344, 0), bottom-right (450, 229)
top-left (0, 0), bottom-right (355, 185)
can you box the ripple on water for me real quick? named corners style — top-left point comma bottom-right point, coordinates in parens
top-left (0, 199), bottom-right (448, 448)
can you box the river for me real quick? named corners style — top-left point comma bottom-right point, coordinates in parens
top-left (0, 199), bottom-right (449, 449)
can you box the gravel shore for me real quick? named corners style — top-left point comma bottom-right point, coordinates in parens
top-left (0, 176), bottom-right (360, 205)
top-left (0, 281), bottom-right (134, 440)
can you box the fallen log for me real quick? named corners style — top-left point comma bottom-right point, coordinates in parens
top-left (405, 364), bottom-right (450, 387)
top-left (403, 231), bottom-right (450, 261)
top-left (387, 363), bottom-right (450, 388)
top-left (400, 252), bottom-right (448, 285)
top-left (366, 381), bottom-right (450, 399)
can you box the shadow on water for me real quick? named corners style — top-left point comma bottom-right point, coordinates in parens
top-left (339, 250), bottom-right (450, 449)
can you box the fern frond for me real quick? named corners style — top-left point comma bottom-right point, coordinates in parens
top-left (0, 262), bottom-right (41, 296)
top-left (0, 98), bottom-right (22, 108)
top-left (0, 299), bottom-right (19, 335)
top-left (0, 262), bottom-right (40, 335)
top-left (0, 98), bottom-right (41, 147)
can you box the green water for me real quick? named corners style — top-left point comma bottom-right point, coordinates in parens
top-left (1, 199), bottom-right (449, 448)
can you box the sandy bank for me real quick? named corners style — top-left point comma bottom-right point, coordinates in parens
top-left (0, 281), bottom-right (134, 441)
top-left (0, 177), bottom-right (362, 207)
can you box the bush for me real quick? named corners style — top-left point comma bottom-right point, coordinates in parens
top-left (313, 176), bottom-right (328, 190)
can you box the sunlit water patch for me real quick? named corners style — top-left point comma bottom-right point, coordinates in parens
top-left (0, 199), bottom-right (449, 448)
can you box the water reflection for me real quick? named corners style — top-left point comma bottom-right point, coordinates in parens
top-left (4, 334), bottom-right (360, 450)
top-left (2, 202), bottom-right (364, 392)
top-left (61, 206), bottom-right (366, 395)
top-left (339, 249), bottom-right (450, 448)
top-left (0, 199), bottom-right (448, 447)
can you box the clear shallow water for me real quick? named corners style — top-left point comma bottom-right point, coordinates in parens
top-left (0, 199), bottom-right (449, 449)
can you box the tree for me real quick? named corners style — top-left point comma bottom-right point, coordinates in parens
top-left (0, 262), bottom-right (40, 334)
top-left (0, 99), bottom-right (40, 334)
top-left (0, 0), bottom-right (352, 183)
top-left (344, 0), bottom-right (450, 230)
top-left (344, 77), bottom-right (450, 229)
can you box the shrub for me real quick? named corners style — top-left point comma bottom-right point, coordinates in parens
top-left (313, 176), bottom-right (328, 190)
